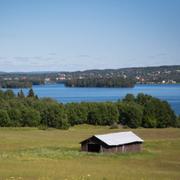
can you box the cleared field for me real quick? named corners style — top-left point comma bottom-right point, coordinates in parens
top-left (0, 125), bottom-right (180, 180)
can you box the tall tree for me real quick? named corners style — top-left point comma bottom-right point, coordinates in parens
top-left (18, 89), bottom-right (25, 98)
top-left (27, 88), bottom-right (35, 98)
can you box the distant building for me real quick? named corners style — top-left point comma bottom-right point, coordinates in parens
top-left (44, 78), bottom-right (51, 84)
top-left (80, 131), bottom-right (144, 153)
top-left (3, 77), bottom-right (12, 81)
top-left (21, 76), bottom-right (27, 80)
top-left (56, 74), bottom-right (66, 80)
top-left (56, 77), bottom-right (66, 80)
top-left (169, 80), bottom-right (176, 84)
top-left (14, 77), bottom-right (19, 80)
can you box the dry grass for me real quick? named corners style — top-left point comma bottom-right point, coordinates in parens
top-left (0, 125), bottom-right (180, 180)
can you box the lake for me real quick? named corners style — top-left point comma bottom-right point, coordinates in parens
top-left (11, 84), bottom-right (180, 115)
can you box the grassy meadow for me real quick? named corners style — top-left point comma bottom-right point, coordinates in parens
top-left (0, 125), bottom-right (180, 180)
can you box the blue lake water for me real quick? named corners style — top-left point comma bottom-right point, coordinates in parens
top-left (11, 84), bottom-right (180, 115)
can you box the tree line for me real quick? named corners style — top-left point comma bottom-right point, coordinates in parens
top-left (0, 81), bottom-right (32, 88)
top-left (0, 89), bottom-right (179, 129)
top-left (0, 80), bottom-right (44, 88)
top-left (65, 77), bottom-right (135, 88)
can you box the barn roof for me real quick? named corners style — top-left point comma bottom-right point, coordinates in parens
top-left (94, 131), bottom-right (143, 146)
top-left (81, 131), bottom-right (144, 146)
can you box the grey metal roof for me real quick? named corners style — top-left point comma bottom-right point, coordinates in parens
top-left (94, 131), bottom-right (144, 146)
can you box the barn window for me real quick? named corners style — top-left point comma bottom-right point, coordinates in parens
top-left (88, 144), bottom-right (100, 152)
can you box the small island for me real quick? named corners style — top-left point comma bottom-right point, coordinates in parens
top-left (0, 80), bottom-right (44, 88)
top-left (0, 81), bottom-right (32, 88)
top-left (64, 77), bottom-right (135, 88)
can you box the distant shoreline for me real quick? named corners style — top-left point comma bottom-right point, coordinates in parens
top-left (0, 65), bottom-right (179, 88)
top-left (1, 82), bottom-right (180, 89)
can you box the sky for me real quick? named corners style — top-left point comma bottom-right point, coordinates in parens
top-left (0, 0), bottom-right (180, 72)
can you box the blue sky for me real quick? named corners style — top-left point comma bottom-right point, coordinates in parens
top-left (0, 0), bottom-right (180, 72)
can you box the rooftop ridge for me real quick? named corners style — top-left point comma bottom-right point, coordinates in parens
top-left (93, 131), bottom-right (144, 146)
top-left (94, 131), bottom-right (133, 136)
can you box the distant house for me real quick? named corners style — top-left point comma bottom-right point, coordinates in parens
top-left (80, 131), bottom-right (144, 153)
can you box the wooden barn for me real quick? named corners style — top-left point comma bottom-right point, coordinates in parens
top-left (80, 131), bottom-right (144, 153)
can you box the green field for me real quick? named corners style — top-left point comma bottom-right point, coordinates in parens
top-left (0, 125), bottom-right (180, 180)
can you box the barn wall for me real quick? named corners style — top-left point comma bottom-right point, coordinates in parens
top-left (101, 146), bottom-right (122, 153)
top-left (123, 142), bottom-right (142, 152)
top-left (101, 142), bottom-right (142, 153)
top-left (81, 142), bottom-right (88, 151)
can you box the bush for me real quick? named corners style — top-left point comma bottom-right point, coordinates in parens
top-left (66, 103), bottom-right (88, 125)
top-left (123, 94), bottom-right (135, 102)
top-left (4, 89), bottom-right (15, 99)
top-left (142, 116), bottom-right (157, 128)
top-left (175, 116), bottom-right (180, 128)
top-left (8, 109), bottom-right (22, 127)
top-left (117, 102), bottom-right (143, 128)
top-left (21, 108), bottom-right (41, 127)
top-left (0, 110), bottom-right (11, 127)
top-left (110, 122), bottom-right (119, 129)
top-left (87, 103), bottom-right (119, 125)
top-left (38, 124), bottom-right (48, 130)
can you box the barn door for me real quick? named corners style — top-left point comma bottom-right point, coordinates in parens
top-left (88, 144), bottom-right (100, 152)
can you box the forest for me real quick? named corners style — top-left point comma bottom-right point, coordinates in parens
top-left (0, 89), bottom-right (179, 129)
top-left (65, 77), bottom-right (135, 87)
top-left (0, 79), bottom-right (44, 88)
top-left (1, 80), bottom-right (32, 88)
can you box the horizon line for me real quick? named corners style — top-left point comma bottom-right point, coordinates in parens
top-left (0, 64), bottom-right (180, 74)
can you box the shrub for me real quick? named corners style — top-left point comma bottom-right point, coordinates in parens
top-left (117, 102), bottom-right (143, 128)
top-left (0, 110), bottom-right (11, 127)
top-left (38, 124), bottom-right (48, 130)
top-left (21, 108), bottom-right (41, 127)
top-left (110, 122), bottom-right (119, 129)
top-left (175, 116), bottom-right (180, 128)
top-left (8, 109), bottom-right (22, 127)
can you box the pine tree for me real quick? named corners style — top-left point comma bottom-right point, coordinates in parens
top-left (18, 89), bottom-right (25, 98)
top-left (27, 88), bottom-right (35, 98)
top-left (35, 95), bottom-right (39, 99)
